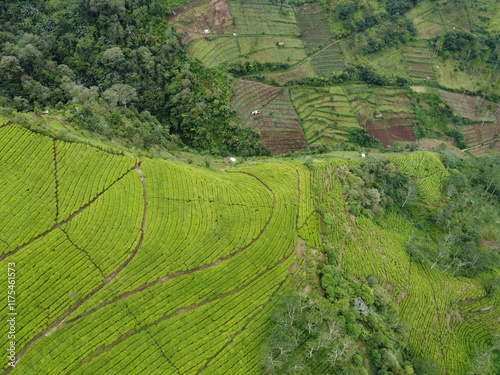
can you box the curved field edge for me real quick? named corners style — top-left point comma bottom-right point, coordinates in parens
top-left (0, 126), bottom-right (307, 374)
top-left (0, 125), bottom-right (497, 374)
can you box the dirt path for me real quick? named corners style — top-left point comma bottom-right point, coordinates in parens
top-left (68, 251), bottom-right (294, 374)
top-left (65, 170), bottom-right (276, 325)
top-left (3, 161), bottom-right (147, 374)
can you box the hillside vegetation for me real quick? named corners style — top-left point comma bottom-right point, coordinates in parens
top-left (0, 0), bottom-right (499, 373)
top-left (1, 121), bottom-right (498, 374)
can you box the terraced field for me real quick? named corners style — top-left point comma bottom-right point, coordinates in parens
top-left (345, 85), bottom-right (416, 146)
top-left (439, 90), bottom-right (500, 123)
top-left (0, 124), bottom-right (319, 374)
top-left (167, 0), bottom-right (235, 45)
top-left (290, 86), bottom-right (359, 147)
top-left (231, 79), bottom-right (307, 153)
top-left (229, 0), bottom-right (300, 36)
top-left (404, 43), bottom-right (435, 80)
top-left (406, 0), bottom-right (471, 39)
top-left (295, 2), bottom-right (334, 53)
top-left (311, 154), bottom-right (499, 375)
top-left (169, 0), bottom-right (306, 67)
top-left (309, 43), bottom-right (345, 76)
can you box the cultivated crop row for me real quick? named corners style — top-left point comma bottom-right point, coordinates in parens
top-left (61, 171), bottom-right (144, 276)
top-left (229, 0), bottom-right (300, 36)
top-left (231, 79), bottom-right (307, 153)
top-left (56, 140), bottom-right (136, 221)
top-left (7, 155), bottom-right (301, 374)
top-left (0, 230), bottom-right (102, 353)
top-left (187, 37), bottom-right (240, 67)
top-left (291, 86), bottom-right (359, 147)
top-left (405, 44), bottom-right (434, 79)
top-left (296, 2), bottom-right (334, 52)
top-left (0, 125), bottom-right (56, 255)
top-left (310, 43), bottom-right (345, 76)
top-left (391, 152), bottom-right (448, 206)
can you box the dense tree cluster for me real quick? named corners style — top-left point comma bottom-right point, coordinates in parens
top-left (337, 157), bottom-right (417, 218)
top-left (262, 269), bottom-right (423, 374)
top-left (0, 0), bottom-right (268, 155)
top-left (437, 31), bottom-right (500, 70)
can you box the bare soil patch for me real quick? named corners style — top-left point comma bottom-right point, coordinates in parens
top-left (367, 126), bottom-right (416, 147)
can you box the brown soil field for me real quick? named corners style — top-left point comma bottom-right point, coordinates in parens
top-left (167, 0), bottom-right (234, 45)
top-left (367, 126), bottom-right (416, 147)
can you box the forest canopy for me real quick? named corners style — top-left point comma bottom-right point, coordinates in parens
top-left (0, 0), bottom-right (269, 155)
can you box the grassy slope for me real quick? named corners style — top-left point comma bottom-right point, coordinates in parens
top-left (1, 123), bottom-right (498, 374)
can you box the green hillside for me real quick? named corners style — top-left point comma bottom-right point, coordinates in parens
top-left (1, 122), bottom-right (498, 374)
top-left (0, 0), bottom-right (499, 373)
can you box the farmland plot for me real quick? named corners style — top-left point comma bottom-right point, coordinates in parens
top-left (405, 43), bottom-right (435, 80)
top-left (169, 0), bottom-right (308, 67)
top-left (407, 0), bottom-right (472, 39)
top-left (231, 79), bottom-right (307, 153)
top-left (309, 43), bottom-right (345, 76)
top-left (0, 126), bottom-right (319, 374)
top-left (167, 0), bottom-right (235, 45)
top-left (296, 2), bottom-right (334, 53)
top-left (229, 0), bottom-right (300, 36)
top-left (439, 90), bottom-right (500, 123)
top-left (345, 85), bottom-right (416, 146)
top-left (290, 86), bottom-right (359, 147)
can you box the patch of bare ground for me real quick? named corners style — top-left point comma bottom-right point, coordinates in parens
top-left (418, 138), bottom-right (461, 153)
top-left (445, 308), bottom-right (465, 330)
top-left (367, 126), bottom-right (416, 147)
top-left (410, 86), bottom-right (428, 93)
